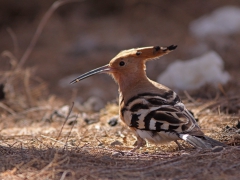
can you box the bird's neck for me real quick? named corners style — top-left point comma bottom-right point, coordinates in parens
top-left (117, 71), bottom-right (158, 102)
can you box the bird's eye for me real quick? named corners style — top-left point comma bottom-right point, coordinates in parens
top-left (119, 61), bottom-right (125, 66)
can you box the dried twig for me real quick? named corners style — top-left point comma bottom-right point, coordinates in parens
top-left (23, 69), bottom-right (33, 107)
top-left (0, 102), bottom-right (16, 115)
top-left (17, 106), bottom-right (52, 115)
top-left (64, 114), bottom-right (78, 150)
top-left (6, 27), bottom-right (19, 57)
top-left (183, 90), bottom-right (196, 103)
top-left (16, 0), bottom-right (85, 69)
top-left (41, 135), bottom-right (75, 148)
top-left (55, 102), bottom-right (74, 143)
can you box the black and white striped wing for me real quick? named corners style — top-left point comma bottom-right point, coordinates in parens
top-left (121, 92), bottom-right (200, 134)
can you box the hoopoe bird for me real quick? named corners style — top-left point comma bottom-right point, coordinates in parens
top-left (71, 45), bottom-right (225, 151)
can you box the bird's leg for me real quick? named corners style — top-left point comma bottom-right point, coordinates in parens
top-left (131, 135), bottom-right (146, 152)
top-left (174, 140), bottom-right (184, 150)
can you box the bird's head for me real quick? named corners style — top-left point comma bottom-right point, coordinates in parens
top-left (70, 45), bottom-right (177, 85)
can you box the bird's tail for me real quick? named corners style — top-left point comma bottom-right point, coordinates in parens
top-left (179, 134), bottom-right (226, 149)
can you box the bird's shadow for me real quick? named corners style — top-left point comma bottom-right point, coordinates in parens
top-left (0, 143), bottom-right (238, 179)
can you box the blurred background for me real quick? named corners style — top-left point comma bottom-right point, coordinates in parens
top-left (0, 0), bottom-right (239, 108)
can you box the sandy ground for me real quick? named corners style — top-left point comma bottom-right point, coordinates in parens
top-left (0, 0), bottom-right (240, 179)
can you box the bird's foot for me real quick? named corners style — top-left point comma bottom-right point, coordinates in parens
top-left (131, 136), bottom-right (146, 152)
top-left (174, 140), bottom-right (184, 151)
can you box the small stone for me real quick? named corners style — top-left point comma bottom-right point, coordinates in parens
top-left (112, 152), bottom-right (122, 157)
top-left (84, 118), bottom-right (97, 125)
top-left (98, 143), bottom-right (104, 146)
top-left (225, 125), bottom-right (230, 129)
top-left (212, 146), bottom-right (224, 152)
top-left (235, 120), bottom-right (240, 129)
top-left (236, 129), bottom-right (240, 134)
top-left (125, 152), bottom-right (134, 156)
top-left (58, 105), bottom-right (70, 117)
top-left (82, 113), bottom-right (99, 125)
top-left (110, 140), bottom-right (123, 146)
top-left (181, 152), bottom-right (190, 157)
top-left (108, 116), bottom-right (118, 126)
top-left (68, 120), bottom-right (77, 126)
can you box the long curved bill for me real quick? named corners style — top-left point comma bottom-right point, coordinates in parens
top-left (70, 64), bottom-right (111, 84)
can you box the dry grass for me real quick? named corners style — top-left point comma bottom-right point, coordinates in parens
top-left (0, 87), bottom-right (240, 179)
top-left (1, 1), bottom-right (240, 179)
top-left (1, 49), bottom-right (240, 180)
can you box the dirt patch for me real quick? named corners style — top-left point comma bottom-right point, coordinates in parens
top-left (0, 0), bottom-right (240, 179)
top-left (0, 64), bottom-right (239, 179)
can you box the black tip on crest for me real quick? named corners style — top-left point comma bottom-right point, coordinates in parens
top-left (154, 46), bottom-right (160, 51)
top-left (136, 51), bottom-right (142, 56)
top-left (167, 45), bottom-right (177, 51)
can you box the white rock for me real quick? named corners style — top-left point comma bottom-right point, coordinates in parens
top-left (190, 6), bottom-right (240, 38)
top-left (157, 51), bottom-right (230, 91)
top-left (58, 105), bottom-right (70, 117)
